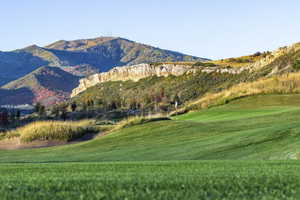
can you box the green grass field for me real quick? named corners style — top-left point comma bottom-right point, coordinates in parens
top-left (2, 94), bottom-right (300, 199)
top-left (2, 161), bottom-right (300, 200)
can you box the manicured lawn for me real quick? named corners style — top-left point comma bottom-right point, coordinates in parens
top-left (2, 95), bottom-right (300, 199)
top-left (1, 161), bottom-right (300, 200)
top-left (2, 95), bottom-right (300, 162)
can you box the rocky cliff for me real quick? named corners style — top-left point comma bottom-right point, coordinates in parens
top-left (248, 43), bottom-right (300, 74)
top-left (71, 42), bottom-right (300, 98)
top-left (71, 63), bottom-right (245, 97)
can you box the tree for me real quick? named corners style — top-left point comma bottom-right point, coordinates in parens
top-left (61, 110), bottom-right (67, 121)
top-left (38, 105), bottom-right (46, 117)
top-left (35, 102), bottom-right (45, 117)
top-left (16, 110), bottom-right (21, 121)
top-left (70, 102), bottom-right (77, 112)
top-left (160, 88), bottom-right (165, 99)
top-left (172, 94), bottom-right (181, 107)
top-left (253, 52), bottom-right (262, 57)
top-left (0, 109), bottom-right (9, 126)
top-left (51, 105), bottom-right (60, 118)
top-left (34, 102), bottom-right (42, 113)
top-left (9, 111), bottom-right (16, 122)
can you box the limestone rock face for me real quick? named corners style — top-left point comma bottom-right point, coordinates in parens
top-left (249, 43), bottom-right (300, 71)
top-left (71, 63), bottom-right (245, 97)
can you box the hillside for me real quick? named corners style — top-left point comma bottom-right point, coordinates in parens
top-left (71, 42), bottom-right (300, 114)
top-left (0, 66), bottom-right (80, 105)
top-left (0, 50), bottom-right (47, 86)
top-left (71, 62), bottom-right (248, 97)
top-left (1, 94), bottom-right (300, 162)
top-left (72, 64), bottom-right (251, 113)
top-left (0, 37), bottom-right (206, 87)
top-left (174, 43), bottom-right (300, 112)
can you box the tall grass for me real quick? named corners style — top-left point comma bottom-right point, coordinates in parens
top-left (111, 114), bottom-right (170, 132)
top-left (5, 120), bottom-right (96, 143)
top-left (184, 72), bottom-right (300, 111)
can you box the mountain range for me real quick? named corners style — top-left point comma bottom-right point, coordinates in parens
top-left (0, 37), bottom-right (207, 105)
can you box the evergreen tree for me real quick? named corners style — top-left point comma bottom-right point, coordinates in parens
top-left (71, 102), bottom-right (77, 112)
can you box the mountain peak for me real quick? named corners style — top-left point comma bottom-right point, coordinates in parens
top-left (45, 36), bottom-right (118, 51)
top-left (17, 44), bottom-right (42, 52)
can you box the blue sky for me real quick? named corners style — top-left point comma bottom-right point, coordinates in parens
top-left (1, 0), bottom-right (300, 59)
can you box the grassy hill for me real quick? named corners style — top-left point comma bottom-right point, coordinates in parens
top-left (2, 94), bottom-right (300, 162)
top-left (0, 66), bottom-right (80, 105)
top-left (179, 70), bottom-right (300, 113)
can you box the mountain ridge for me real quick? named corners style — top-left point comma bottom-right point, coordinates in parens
top-left (0, 37), bottom-right (207, 87)
top-left (1, 66), bottom-right (80, 105)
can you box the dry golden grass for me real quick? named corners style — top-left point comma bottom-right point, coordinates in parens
top-left (111, 114), bottom-right (170, 133)
top-left (5, 120), bottom-right (96, 143)
top-left (211, 54), bottom-right (264, 68)
top-left (184, 72), bottom-right (300, 111)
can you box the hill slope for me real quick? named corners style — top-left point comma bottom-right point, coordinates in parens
top-left (0, 50), bottom-right (48, 86)
top-left (71, 42), bottom-right (300, 113)
top-left (1, 94), bottom-right (300, 162)
top-left (0, 66), bottom-right (80, 105)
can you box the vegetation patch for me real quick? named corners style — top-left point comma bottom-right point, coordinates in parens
top-left (211, 51), bottom-right (271, 68)
top-left (293, 59), bottom-right (300, 70)
top-left (192, 61), bottom-right (217, 67)
top-left (112, 114), bottom-right (170, 132)
top-left (4, 120), bottom-right (97, 143)
top-left (183, 71), bottom-right (300, 112)
top-left (73, 71), bottom-right (252, 115)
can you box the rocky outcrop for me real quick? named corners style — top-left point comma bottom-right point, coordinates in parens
top-left (249, 43), bottom-right (300, 72)
top-left (71, 63), bottom-right (246, 97)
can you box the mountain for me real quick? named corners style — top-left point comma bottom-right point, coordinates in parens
top-left (0, 37), bottom-right (207, 87)
top-left (45, 37), bottom-right (208, 68)
top-left (0, 50), bottom-right (48, 86)
top-left (0, 66), bottom-right (80, 105)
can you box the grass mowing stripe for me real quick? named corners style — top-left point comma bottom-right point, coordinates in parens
top-left (1, 161), bottom-right (300, 200)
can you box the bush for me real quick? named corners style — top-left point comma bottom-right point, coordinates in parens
top-left (293, 59), bottom-right (300, 70)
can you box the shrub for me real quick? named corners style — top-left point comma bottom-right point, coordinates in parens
top-left (293, 59), bottom-right (300, 70)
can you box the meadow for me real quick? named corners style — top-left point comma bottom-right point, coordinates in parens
top-left (2, 94), bottom-right (300, 199)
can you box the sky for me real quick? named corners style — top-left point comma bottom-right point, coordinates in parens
top-left (1, 0), bottom-right (300, 59)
